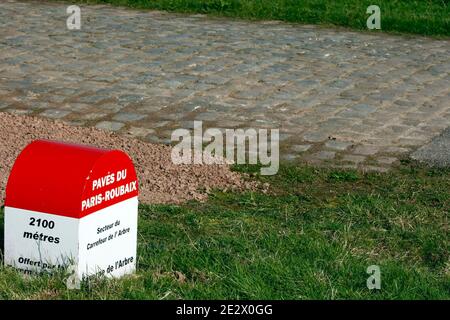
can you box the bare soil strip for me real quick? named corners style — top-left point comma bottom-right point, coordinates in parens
top-left (0, 112), bottom-right (257, 205)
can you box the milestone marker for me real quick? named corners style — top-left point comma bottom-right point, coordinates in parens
top-left (4, 140), bottom-right (139, 280)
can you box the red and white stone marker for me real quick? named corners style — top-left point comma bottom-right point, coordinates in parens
top-left (4, 140), bottom-right (139, 280)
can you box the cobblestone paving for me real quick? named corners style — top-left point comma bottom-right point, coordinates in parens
top-left (1, 0), bottom-right (449, 171)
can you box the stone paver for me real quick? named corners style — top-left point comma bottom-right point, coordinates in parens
top-left (412, 128), bottom-right (450, 167)
top-left (377, 157), bottom-right (398, 165)
top-left (311, 151), bottom-right (336, 160)
top-left (352, 145), bottom-right (380, 156)
top-left (325, 140), bottom-right (353, 151)
top-left (342, 155), bottom-right (366, 164)
top-left (1, 0), bottom-right (449, 170)
top-left (95, 121), bottom-right (125, 132)
top-left (291, 144), bottom-right (312, 153)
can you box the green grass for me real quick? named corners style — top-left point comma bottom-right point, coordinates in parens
top-left (59, 0), bottom-right (450, 37)
top-left (0, 163), bottom-right (449, 299)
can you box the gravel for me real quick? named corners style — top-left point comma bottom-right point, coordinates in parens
top-left (0, 112), bottom-right (259, 205)
top-left (411, 127), bottom-right (450, 168)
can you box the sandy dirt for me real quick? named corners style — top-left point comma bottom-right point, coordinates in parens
top-left (0, 112), bottom-right (259, 205)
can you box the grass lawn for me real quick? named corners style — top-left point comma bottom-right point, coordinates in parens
top-left (0, 162), bottom-right (449, 299)
top-left (58, 0), bottom-right (450, 37)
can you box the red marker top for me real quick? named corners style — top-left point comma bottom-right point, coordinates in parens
top-left (5, 140), bottom-right (139, 218)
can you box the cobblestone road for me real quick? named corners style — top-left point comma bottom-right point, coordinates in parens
top-left (1, 0), bottom-right (449, 170)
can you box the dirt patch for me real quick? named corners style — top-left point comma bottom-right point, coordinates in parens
top-left (0, 112), bottom-right (258, 205)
